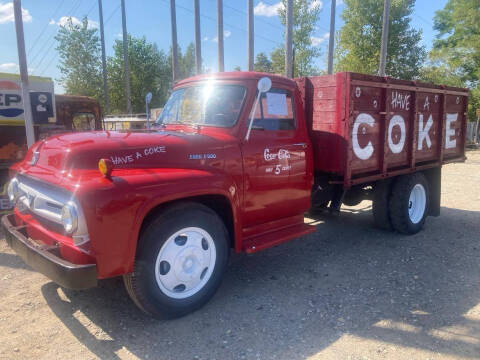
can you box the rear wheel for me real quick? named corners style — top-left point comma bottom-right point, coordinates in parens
top-left (388, 173), bottom-right (429, 234)
top-left (124, 202), bottom-right (229, 319)
top-left (372, 180), bottom-right (393, 230)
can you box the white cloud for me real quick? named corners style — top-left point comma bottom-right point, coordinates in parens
top-left (0, 2), bottom-right (32, 24)
top-left (0, 62), bottom-right (35, 74)
top-left (57, 16), bottom-right (98, 29)
top-left (337, 0), bottom-right (344, 5)
top-left (309, 0), bottom-right (323, 11)
top-left (0, 62), bottom-right (18, 73)
top-left (254, 1), bottom-right (283, 17)
top-left (48, 19), bottom-right (55, 25)
top-left (310, 32), bottom-right (330, 46)
top-left (213, 30), bottom-right (232, 42)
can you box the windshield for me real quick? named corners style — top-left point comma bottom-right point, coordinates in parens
top-left (155, 83), bottom-right (246, 127)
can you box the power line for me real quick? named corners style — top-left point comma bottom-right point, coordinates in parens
top-left (36, 0), bottom-right (97, 76)
top-left (164, 0), bottom-right (282, 47)
top-left (29, 0), bottom-right (84, 68)
top-left (27, 0), bottom-right (66, 56)
top-left (104, 4), bottom-right (121, 25)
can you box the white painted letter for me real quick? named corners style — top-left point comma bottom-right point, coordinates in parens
top-left (352, 113), bottom-right (374, 160)
top-left (445, 113), bottom-right (457, 149)
top-left (388, 115), bottom-right (406, 154)
top-left (418, 114), bottom-right (433, 150)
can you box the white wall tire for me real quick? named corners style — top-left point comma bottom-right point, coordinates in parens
top-left (388, 173), bottom-right (430, 234)
top-left (124, 202), bottom-right (229, 319)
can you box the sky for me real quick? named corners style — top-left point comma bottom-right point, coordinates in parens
top-left (0, 0), bottom-right (448, 94)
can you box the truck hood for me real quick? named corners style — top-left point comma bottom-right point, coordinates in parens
top-left (28, 130), bottom-right (227, 176)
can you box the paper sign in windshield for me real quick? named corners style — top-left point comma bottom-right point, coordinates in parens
top-left (266, 93), bottom-right (288, 116)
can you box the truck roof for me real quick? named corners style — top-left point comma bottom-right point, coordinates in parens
top-left (175, 71), bottom-right (297, 88)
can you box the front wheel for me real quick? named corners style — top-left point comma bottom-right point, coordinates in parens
top-left (124, 202), bottom-right (229, 319)
top-left (388, 173), bottom-right (429, 234)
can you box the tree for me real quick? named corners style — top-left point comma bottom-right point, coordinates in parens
top-left (55, 17), bottom-right (103, 102)
top-left (107, 35), bottom-right (170, 113)
top-left (254, 52), bottom-right (273, 73)
top-left (426, 0), bottom-right (480, 120)
top-left (335, 0), bottom-right (426, 80)
top-left (270, 0), bottom-right (323, 76)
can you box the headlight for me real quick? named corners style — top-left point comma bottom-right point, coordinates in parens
top-left (61, 202), bottom-right (78, 234)
top-left (7, 178), bottom-right (19, 202)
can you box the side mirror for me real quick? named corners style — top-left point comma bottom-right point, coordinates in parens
top-left (145, 92), bottom-right (153, 130)
top-left (145, 92), bottom-right (153, 104)
top-left (245, 77), bottom-right (272, 141)
top-left (257, 77), bottom-right (272, 93)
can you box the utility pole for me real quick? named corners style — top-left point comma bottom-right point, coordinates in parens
top-left (121, 0), bottom-right (131, 113)
top-left (327, 0), bottom-right (336, 74)
top-left (98, 0), bottom-right (109, 114)
top-left (170, 0), bottom-right (179, 82)
top-left (247, 0), bottom-right (254, 71)
top-left (13, 0), bottom-right (34, 148)
top-left (285, 0), bottom-right (293, 78)
top-left (217, 0), bottom-right (224, 72)
top-left (194, 0), bottom-right (202, 74)
top-left (379, 0), bottom-right (390, 76)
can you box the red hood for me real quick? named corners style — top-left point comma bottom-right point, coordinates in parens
top-left (17, 130), bottom-right (230, 184)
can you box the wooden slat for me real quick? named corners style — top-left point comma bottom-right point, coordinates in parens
top-left (350, 79), bottom-right (468, 96)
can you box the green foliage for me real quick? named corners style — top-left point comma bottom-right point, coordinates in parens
top-left (169, 43), bottom-right (196, 80)
top-left (254, 53), bottom-right (273, 73)
top-left (55, 17), bottom-right (103, 102)
top-left (107, 35), bottom-right (170, 114)
top-left (425, 0), bottom-right (480, 120)
top-left (272, 0), bottom-right (322, 76)
top-left (335, 0), bottom-right (426, 80)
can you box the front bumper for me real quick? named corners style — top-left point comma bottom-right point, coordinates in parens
top-left (1, 213), bottom-right (97, 289)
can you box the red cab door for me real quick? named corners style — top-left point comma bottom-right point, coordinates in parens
top-left (241, 86), bottom-right (312, 231)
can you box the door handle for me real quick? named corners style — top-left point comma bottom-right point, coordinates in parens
top-left (292, 143), bottom-right (307, 149)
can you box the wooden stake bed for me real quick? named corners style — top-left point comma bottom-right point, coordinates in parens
top-left (295, 72), bottom-right (469, 187)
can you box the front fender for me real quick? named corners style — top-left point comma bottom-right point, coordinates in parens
top-left (83, 168), bottom-right (241, 278)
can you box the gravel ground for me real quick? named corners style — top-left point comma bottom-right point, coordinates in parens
top-left (1, 150), bottom-right (480, 360)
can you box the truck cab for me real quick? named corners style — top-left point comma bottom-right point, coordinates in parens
top-left (1, 72), bottom-right (468, 319)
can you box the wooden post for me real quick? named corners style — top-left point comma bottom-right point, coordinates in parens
top-left (98, 0), bottom-right (109, 114)
top-left (121, 0), bottom-right (131, 113)
top-left (379, 0), bottom-right (390, 76)
top-left (327, 0), bottom-right (336, 74)
top-left (170, 0), bottom-right (179, 82)
top-left (285, 0), bottom-right (293, 78)
top-left (13, 0), bottom-right (34, 147)
top-left (217, 0), bottom-right (224, 72)
top-left (194, 0), bottom-right (202, 74)
top-left (247, 0), bottom-right (254, 71)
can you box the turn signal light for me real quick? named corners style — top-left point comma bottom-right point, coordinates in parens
top-left (98, 158), bottom-right (113, 177)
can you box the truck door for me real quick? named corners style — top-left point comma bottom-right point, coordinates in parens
top-left (241, 87), bottom-right (311, 229)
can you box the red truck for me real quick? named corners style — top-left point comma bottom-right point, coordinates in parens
top-left (1, 72), bottom-right (468, 319)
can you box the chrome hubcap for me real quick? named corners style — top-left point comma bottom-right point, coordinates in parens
top-left (155, 227), bottom-right (216, 299)
top-left (408, 183), bottom-right (426, 224)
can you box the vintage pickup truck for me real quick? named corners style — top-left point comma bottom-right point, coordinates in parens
top-left (1, 72), bottom-right (468, 318)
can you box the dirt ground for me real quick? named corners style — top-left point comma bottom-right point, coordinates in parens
top-left (1, 150), bottom-right (480, 360)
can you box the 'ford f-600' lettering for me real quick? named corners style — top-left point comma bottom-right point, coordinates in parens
top-left (2, 72), bottom-right (468, 318)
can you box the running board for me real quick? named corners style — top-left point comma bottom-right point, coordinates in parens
top-left (242, 222), bottom-right (316, 254)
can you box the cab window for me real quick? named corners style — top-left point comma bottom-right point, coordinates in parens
top-left (72, 113), bottom-right (96, 131)
top-left (252, 88), bottom-right (295, 131)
